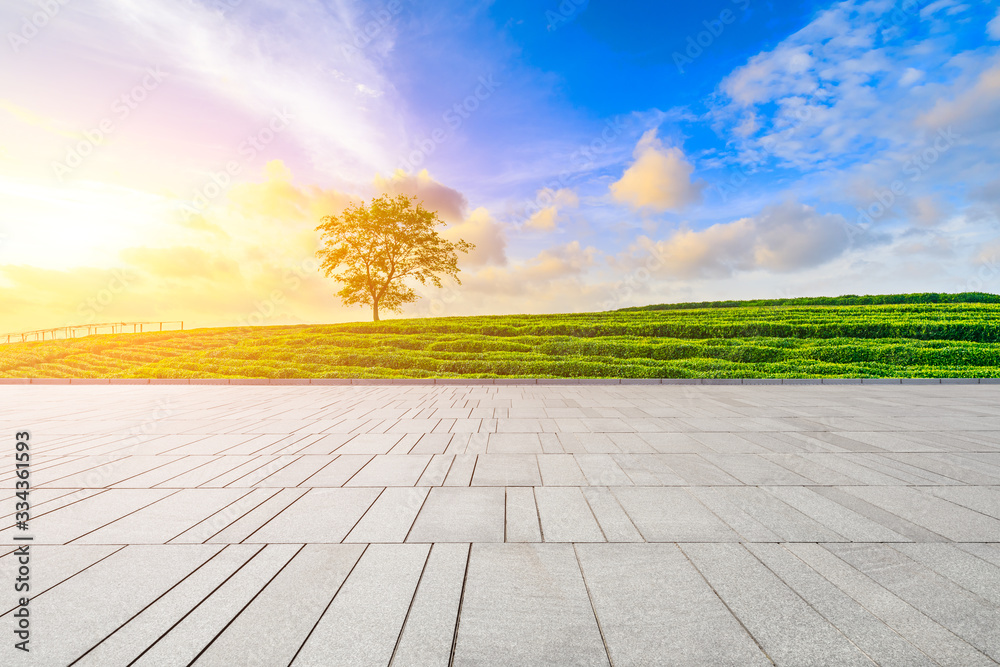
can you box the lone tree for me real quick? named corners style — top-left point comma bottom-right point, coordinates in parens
top-left (316, 194), bottom-right (474, 322)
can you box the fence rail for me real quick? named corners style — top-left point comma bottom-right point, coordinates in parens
top-left (0, 321), bottom-right (184, 344)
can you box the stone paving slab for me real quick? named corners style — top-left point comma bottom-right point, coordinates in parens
top-left (2, 384), bottom-right (1000, 665)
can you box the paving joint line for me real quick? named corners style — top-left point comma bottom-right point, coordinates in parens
top-left (447, 543), bottom-right (473, 667)
top-left (64, 544), bottom-right (226, 666)
top-left (122, 543), bottom-right (269, 666)
top-left (187, 543), bottom-right (307, 664)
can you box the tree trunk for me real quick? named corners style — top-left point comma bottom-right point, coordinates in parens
top-left (372, 302), bottom-right (380, 322)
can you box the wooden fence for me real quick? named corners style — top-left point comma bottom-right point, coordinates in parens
top-left (0, 321), bottom-right (184, 344)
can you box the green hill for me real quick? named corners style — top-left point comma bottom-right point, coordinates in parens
top-left (4, 295), bottom-right (1000, 378)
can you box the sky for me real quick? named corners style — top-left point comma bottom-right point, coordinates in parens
top-left (1, 0), bottom-right (999, 331)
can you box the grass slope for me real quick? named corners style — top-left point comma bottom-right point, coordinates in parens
top-left (3, 294), bottom-right (1000, 378)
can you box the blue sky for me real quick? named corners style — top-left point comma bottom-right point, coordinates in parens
top-left (1, 0), bottom-right (999, 328)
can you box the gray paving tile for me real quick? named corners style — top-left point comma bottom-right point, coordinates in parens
top-left (203, 488), bottom-right (308, 544)
top-left (580, 487), bottom-right (644, 542)
top-left (133, 543), bottom-right (301, 665)
top-left (347, 454), bottom-right (432, 487)
top-left (612, 488), bottom-right (741, 542)
top-left (75, 544), bottom-right (261, 666)
top-left (416, 454), bottom-right (453, 486)
top-left (196, 544), bottom-right (366, 666)
top-left (809, 486), bottom-right (948, 542)
top-left (637, 432), bottom-right (712, 454)
top-left (7, 383), bottom-right (1000, 665)
top-left (293, 543), bottom-right (430, 666)
top-left (928, 485), bottom-right (1000, 520)
top-left (537, 453), bottom-right (588, 485)
top-left (0, 545), bottom-right (221, 666)
top-left (842, 486), bottom-right (1000, 541)
top-left (40, 455), bottom-right (181, 488)
top-left (685, 487), bottom-right (782, 542)
top-left (110, 456), bottom-right (213, 488)
top-left (470, 454), bottom-right (541, 486)
top-left (488, 432), bottom-right (543, 452)
top-left (892, 543), bottom-right (1000, 606)
top-left (764, 486), bottom-right (912, 542)
top-left (194, 456), bottom-right (285, 488)
top-left (681, 543), bottom-right (875, 666)
top-left (745, 543), bottom-right (936, 666)
top-left (299, 454), bottom-right (373, 487)
top-left (16, 488), bottom-right (177, 545)
top-left (391, 543), bottom-right (469, 666)
top-left (453, 543), bottom-right (609, 666)
top-left (661, 453), bottom-right (743, 485)
top-left (410, 433), bottom-right (454, 455)
top-left (73, 489), bottom-right (251, 544)
top-left (699, 453), bottom-right (816, 485)
top-left (532, 486), bottom-right (604, 542)
top-left (443, 453), bottom-right (477, 485)
top-left (247, 488), bottom-right (381, 543)
top-left (576, 544), bottom-right (770, 666)
top-left (252, 456), bottom-right (336, 487)
top-left (574, 454), bottom-right (633, 486)
top-left (825, 543), bottom-right (1000, 661)
top-left (0, 544), bottom-right (122, 615)
top-left (957, 543), bottom-right (1000, 569)
top-left (291, 433), bottom-right (355, 454)
top-left (407, 487), bottom-right (505, 543)
top-left (345, 487), bottom-right (429, 543)
top-left (609, 453), bottom-right (662, 484)
top-left (505, 487), bottom-right (542, 542)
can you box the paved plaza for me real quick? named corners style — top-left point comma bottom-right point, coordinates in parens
top-left (2, 383), bottom-right (1000, 665)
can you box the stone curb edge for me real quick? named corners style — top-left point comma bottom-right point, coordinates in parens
top-left (0, 378), bottom-right (994, 386)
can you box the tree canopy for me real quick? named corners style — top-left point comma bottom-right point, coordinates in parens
top-left (315, 194), bottom-right (473, 321)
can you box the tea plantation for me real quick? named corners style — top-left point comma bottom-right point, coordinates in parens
top-left (3, 293), bottom-right (1000, 378)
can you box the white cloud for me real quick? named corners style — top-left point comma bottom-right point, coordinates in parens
top-left (711, 0), bottom-right (942, 169)
top-left (626, 202), bottom-right (873, 279)
top-left (524, 187), bottom-right (579, 231)
top-left (93, 0), bottom-right (407, 182)
top-left (899, 68), bottom-right (924, 86)
top-left (990, 10), bottom-right (1000, 40)
top-left (917, 64), bottom-right (1000, 136)
top-left (610, 130), bottom-right (703, 212)
top-left (373, 169), bottom-right (468, 222)
top-left (442, 207), bottom-right (507, 267)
